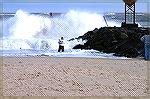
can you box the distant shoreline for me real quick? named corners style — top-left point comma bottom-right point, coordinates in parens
top-left (1, 12), bottom-right (149, 23)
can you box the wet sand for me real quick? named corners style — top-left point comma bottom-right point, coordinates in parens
top-left (2, 57), bottom-right (148, 96)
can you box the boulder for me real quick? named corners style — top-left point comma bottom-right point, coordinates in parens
top-left (73, 44), bottom-right (85, 49)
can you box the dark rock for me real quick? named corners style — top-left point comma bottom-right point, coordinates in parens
top-left (73, 44), bottom-right (85, 49)
top-left (72, 27), bottom-right (150, 58)
top-left (68, 38), bottom-right (75, 41)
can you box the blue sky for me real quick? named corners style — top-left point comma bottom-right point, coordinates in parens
top-left (2, 0), bottom-right (149, 13)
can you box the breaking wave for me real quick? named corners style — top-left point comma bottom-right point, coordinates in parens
top-left (2, 9), bottom-right (120, 50)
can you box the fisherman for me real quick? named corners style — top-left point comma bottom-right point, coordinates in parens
top-left (141, 34), bottom-right (150, 60)
top-left (58, 37), bottom-right (65, 52)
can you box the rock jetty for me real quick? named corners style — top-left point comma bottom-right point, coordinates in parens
top-left (72, 27), bottom-right (150, 58)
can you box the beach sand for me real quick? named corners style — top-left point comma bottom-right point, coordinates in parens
top-left (2, 57), bottom-right (148, 96)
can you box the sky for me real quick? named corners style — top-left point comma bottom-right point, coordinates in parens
top-left (1, 0), bottom-right (149, 13)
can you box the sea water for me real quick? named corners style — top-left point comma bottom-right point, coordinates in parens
top-left (1, 9), bottom-right (147, 59)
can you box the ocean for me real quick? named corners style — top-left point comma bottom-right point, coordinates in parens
top-left (0, 10), bottom-right (149, 59)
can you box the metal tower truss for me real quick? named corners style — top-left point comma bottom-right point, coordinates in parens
top-left (125, 3), bottom-right (136, 24)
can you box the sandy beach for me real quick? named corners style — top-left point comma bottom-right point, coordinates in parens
top-left (2, 57), bottom-right (148, 96)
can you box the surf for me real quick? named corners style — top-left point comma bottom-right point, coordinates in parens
top-left (1, 9), bottom-right (120, 50)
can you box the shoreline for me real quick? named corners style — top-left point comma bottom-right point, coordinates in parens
top-left (1, 56), bottom-right (146, 62)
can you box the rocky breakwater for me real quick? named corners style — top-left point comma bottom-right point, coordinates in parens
top-left (72, 27), bottom-right (150, 58)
